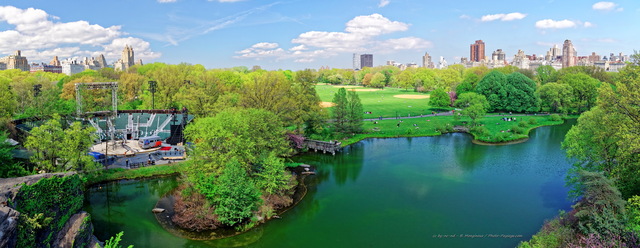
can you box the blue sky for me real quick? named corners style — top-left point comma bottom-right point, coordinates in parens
top-left (1, 0), bottom-right (638, 70)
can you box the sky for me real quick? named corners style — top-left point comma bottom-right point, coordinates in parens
top-left (1, 0), bottom-right (639, 70)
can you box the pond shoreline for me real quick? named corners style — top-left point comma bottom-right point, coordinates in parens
top-left (337, 117), bottom-right (573, 147)
top-left (152, 166), bottom-right (313, 241)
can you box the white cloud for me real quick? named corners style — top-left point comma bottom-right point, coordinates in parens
top-left (592, 2), bottom-right (622, 11)
top-left (378, 0), bottom-right (390, 8)
top-left (459, 14), bottom-right (471, 19)
top-left (481, 12), bottom-right (527, 22)
top-left (345, 14), bottom-right (409, 35)
top-left (235, 13), bottom-right (429, 63)
top-left (251, 42), bottom-right (279, 49)
top-left (211, 0), bottom-right (245, 2)
top-left (0, 6), bottom-right (160, 63)
top-left (584, 21), bottom-right (593, 27)
top-left (157, 0), bottom-right (177, 3)
top-left (535, 19), bottom-right (577, 29)
top-left (289, 45), bottom-right (308, 51)
top-left (376, 37), bottom-right (433, 51)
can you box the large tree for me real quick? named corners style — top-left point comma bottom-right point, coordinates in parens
top-left (562, 61), bottom-right (640, 198)
top-left (504, 72), bottom-right (539, 113)
top-left (429, 88), bottom-right (451, 108)
top-left (475, 70), bottom-right (508, 111)
top-left (346, 90), bottom-right (364, 134)
top-left (241, 71), bottom-right (302, 124)
top-left (454, 92), bottom-right (490, 125)
top-left (184, 108), bottom-right (290, 178)
top-left (209, 159), bottom-right (262, 226)
top-left (558, 73), bottom-right (600, 112)
top-left (332, 88), bottom-right (349, 134)
top-left (538, 83), bottom-right (573, 113)
top-left (25, 115), bottom-right (96, 172)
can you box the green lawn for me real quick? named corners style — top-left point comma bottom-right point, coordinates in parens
top-left (314, 84), bottom-right (572, 145)
top-left (336, 114), bottom-right (568, 146)
top-left (315, 85), bottom-right (447, 118)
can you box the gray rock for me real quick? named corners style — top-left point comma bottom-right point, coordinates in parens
top-left (0, 206), bottom-right (19, 248)
top-left (53, 211), bottom-right (95, 248)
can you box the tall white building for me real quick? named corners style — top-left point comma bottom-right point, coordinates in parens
top-left (352, 53), bottom-right (361, 70)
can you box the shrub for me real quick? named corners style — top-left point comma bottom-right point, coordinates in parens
top-left (549, 114), bottom-right (562, 122)
top-left (511, 125), bottom-right (525, 134)
top-left (518, 213), bottom-right (576, 248)
top-left (518, 120), bottom-right (529, 128)
top-left (470, 126), bottom-right (489, 137)
top-left (626, 195), bottom-right (640, 233)
top-left (527, 118), bottom-right (537, 125)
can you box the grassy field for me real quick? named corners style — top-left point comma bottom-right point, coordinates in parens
top-left (315, 84), bottom-right (448, 118)
top-left (337, 114), bottom-right (568, 146)
top-left (314, 85), bottom-right (572, 146)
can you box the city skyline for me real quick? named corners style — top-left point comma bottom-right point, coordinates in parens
top-left (1, 1), bottom-right (639, 70)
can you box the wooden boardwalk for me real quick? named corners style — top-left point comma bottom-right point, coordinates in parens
top-left (304, 139), bottom-right (341, 155)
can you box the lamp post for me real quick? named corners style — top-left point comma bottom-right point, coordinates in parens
top-left (148, 81), bottom-right (157, 109)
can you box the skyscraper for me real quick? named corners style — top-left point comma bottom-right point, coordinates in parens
top-left (422, 52), bottom-right (434, 68)
top-left (562, 40), bottom-right (575, 68)
top-left (470, 40), bottom-right (485, 62)
top-left (114, 45), bottom-right (137, 71)
top-left (360, 54), bottom-right (373, 68)
top-left (353, 53), bottom-right (361, 70)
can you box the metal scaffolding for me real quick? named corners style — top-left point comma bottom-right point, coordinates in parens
top-left (75, 82), bottom-right (119, 118)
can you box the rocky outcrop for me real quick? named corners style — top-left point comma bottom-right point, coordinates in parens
top-left (53, 211), bottom-right (98, 248)
top-left (0, 172), bottom-right (104, 248)
top-left (0, 206), bottom-right (19, 248)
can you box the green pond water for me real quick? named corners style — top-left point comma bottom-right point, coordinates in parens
top-left (85, 120), bottom-right (575, 248)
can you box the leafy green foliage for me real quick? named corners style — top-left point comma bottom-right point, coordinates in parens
top-left (572, 170), bottom-right (626, 238)
top-left (0, 132), bottom-right (28, 177)
top-left (332, 88), bottom-right (364, 136)
top-left (538, 83), bottom-right (573, 113)
top-left (517, 213), bottom-right (575, 248)
top-left (103, 232), bottom-right (134, 248)
top-left (25, 114), bottom-right (97, 172)
top-left (15, 175), bottom-right (84, 248)
top-left (557, 73), bottom-right (600, 112)
top-left (210, 159), bottom-right (262, 226)
top-left (370, 72), bottom-right (386, 88)
top-left (454, 92), bottom-right (489, 125)
top-left (475, 70), bottom-right (508, 112)
top-left (504, 72), bottom-right (539, 113)
top-left (429, 88), bottom-right (451, 108)
top-left (455, 81), bottom-right (473, 94)
top-left (332, 88), bottom-right (349, 134)
top-left (346, 90), bottom-right (364, 133)
top-left (255, 153), bottom-right (294, 196)
top-left (626, 195), bottom-right (640, 234)
top-left (185, 108), bottom-right (290, 177)
top-left (535, 65), bottom-right (556, 85)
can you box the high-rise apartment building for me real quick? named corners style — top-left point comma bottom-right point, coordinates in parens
top-left (470, 40), bottom-right (485, 62)
top-left (0, 50), bottom-right (30, 71)
top-left (353, 53), bottom-right (361, 70)
top-left (562, 40), bottom-right (576, 68)
top-left (491, 49), bottom-right (506, 61)
top-left (114, 45), bottom-right (136, 71)
top-left (360, 54), bottom-right (373, 68)
top-left (422, 52), bottom-right (434, 68)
